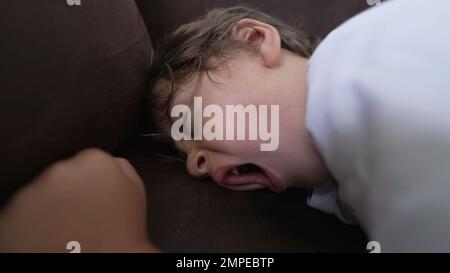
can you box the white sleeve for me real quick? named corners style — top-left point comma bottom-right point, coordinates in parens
top-left (306, 179), bottom-right (357, 225)
top-left (306, 0), bottom-right (450, 252)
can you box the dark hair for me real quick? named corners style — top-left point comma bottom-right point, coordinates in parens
top-left (148, 6), bottom-right (317, 134)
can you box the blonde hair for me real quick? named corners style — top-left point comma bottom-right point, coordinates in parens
top-left (148, 6), bottom-right (317, 133)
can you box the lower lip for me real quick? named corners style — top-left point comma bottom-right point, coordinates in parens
top-left (213, 165), bottom-right (284, 193)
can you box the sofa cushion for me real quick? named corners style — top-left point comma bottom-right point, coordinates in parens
top-left (136, 0), bottom-right (369, 44)
top-left (0, 0), bottom-right (152, 205)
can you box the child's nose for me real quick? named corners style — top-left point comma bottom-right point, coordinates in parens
top-left (186, 150), bottom-right (208, 178)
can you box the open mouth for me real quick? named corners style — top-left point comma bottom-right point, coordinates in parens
top-left (213, 163), bottom-right (284, 192)
top-left (229, 163), bottom-right (263, 175)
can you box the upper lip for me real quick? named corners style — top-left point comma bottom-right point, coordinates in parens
top-left (212, 164), bottom-right (284, 192)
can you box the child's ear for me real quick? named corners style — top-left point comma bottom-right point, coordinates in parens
top-left (231, 18), bottom-right (281, 67)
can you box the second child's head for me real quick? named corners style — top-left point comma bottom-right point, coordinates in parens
top-left (148, 6), bottom-right (329, 192)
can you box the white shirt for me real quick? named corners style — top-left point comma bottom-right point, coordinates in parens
top-left (306, 0), bottom-right (450, 252)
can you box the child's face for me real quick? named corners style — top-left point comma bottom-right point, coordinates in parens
top-left (156, 18), bottom-right (328, 192)
top-left (161, 49), bottom-right (328, 192)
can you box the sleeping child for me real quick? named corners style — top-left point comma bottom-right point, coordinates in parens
top-left (148, 0), bottom-right (450, 252)
top-left (3, 0), bottom-right (448, 253)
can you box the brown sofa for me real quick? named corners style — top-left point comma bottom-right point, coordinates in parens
top-left (0, 0), bottom-right (369, 252)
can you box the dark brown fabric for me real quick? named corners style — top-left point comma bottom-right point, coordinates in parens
top-left (118, 140), bottom-right (367, 252)
top-left (136, 0), bottom-right (369, 44)
top-left (0, 0), bottom-right (152, 205)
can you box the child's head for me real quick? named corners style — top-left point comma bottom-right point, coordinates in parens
top-left (148, 6), bottom-right (329, 192)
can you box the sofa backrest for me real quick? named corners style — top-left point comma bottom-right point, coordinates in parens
top-left (0, 0), bottom-right (152, 205)
top-left (136, 0), bottom-right (369, 44)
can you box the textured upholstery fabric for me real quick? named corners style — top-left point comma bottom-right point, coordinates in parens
top-left (0, 0), bottom-right (152, 205)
